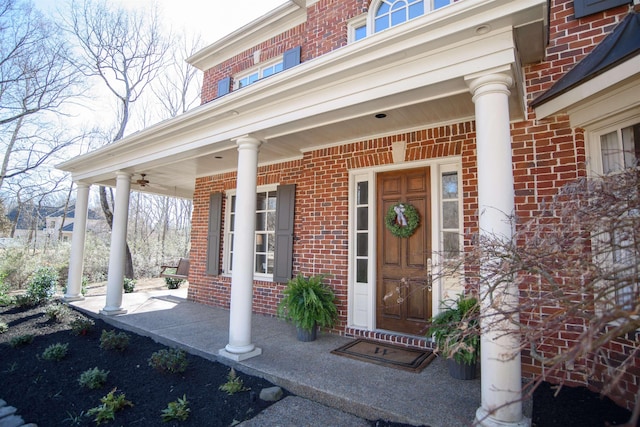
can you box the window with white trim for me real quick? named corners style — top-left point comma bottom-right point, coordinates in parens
top-left (589, 119), bottom-right (640, 310)
top-left (234, 59), bottom-right (284, 90)
top-left (367, 0), bottom-right (454, 35)
top-left (348, 14), bottom-right (368, 43)
top-left (441, 170), bottom-right (461, 259)
top-left (224, 187), bottom-right (277, 276)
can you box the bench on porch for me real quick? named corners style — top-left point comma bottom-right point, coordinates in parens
top-left (160, 258), bottom-right (190, 281)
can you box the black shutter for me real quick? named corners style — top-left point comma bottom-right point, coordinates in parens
top-left (283, 46), bottom-right (301, 70)
top-left (273, 184), bottom-right (296, 283)
top-left (574, 0), bottom-right (630, 18)
top-left (217, 77), bottom-right (232, 97)
top-left (206, 192), bottom-right (223, 275)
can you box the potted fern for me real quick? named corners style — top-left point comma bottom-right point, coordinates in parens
top-left (277, 274), bottom-right (338, 342)
top-left (427, 294), bottom-right (480, 380)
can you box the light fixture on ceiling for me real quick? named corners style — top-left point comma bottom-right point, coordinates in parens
top-left (375, 113), bottom-right (387, 119)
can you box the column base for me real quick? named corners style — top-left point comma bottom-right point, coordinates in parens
top-left (475, 407), bottom-right (530, 427)
top-left (63, 295), bottom-right (85, 302)
top-left (219, 347), bottom-right (262, 362)
top-left (100, 307), bottom-right (127, 316)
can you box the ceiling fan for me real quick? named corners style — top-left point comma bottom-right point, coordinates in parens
top-left (136, 173), bottom-right (150, 188)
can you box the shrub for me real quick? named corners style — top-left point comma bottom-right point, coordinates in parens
top-left (70, 316), bottom-right (95, 336)
top-left (25, 267), bottom-right (58, 304)
top-left (87, 388), bottom-right (133, 425)
top-left (45, 303), bottom-right (71, 323)
top-left (148, 348), bottom-right (188, 374)
top-left (13, 293), bottom-right (37, 308)
top-left (9, 334), bottom-right (33, 348)
top-left (78, 367), bottom-right (109, 389)
top-left (123, 277), bottom-right (135, 293)
top-left (164, 277), bottom-right (184, 289)
top-left (99, 330), bottom-right (130, 352)
top-left (219, 368), bottom-right (249, 395)
top-left (0, 322), bottom-right (8, 333)
top-left (0, 277), bottom-right (13, 306)
top-left (161, 394), bottom-right (190, 422)
top-left (41, 342), bottom-right (69, 361)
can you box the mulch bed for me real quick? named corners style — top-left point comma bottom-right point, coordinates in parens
top-left (0, 303), bottom-right (282, 426)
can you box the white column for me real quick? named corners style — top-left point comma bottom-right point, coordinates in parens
top-left (219, 135), bottom-right (263, 361)
top-left (64, 182), bottom-right (91, 302)
top-left (467, 72), bottom-right (529, 427)
top-left (101, 172), bottom-right (132, 316)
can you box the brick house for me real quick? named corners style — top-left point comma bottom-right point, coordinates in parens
top-left (58, 0), bottom-right (640, 425)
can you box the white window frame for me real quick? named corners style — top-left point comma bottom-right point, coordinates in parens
top-left (222, 184), bottom-right (279, 280)
top-left (234, 58), bottom-right (284, 90)
top-left (347, 14), bottom-right (367, 43)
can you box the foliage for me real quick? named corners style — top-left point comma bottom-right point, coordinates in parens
top-left (0, 276), bottom-right (13, 306)
top-left (61, 276), bottom-right (88, 296)
top-left (45, 303), bottom-right (71, 323)
top-left (161, 394), bottom-right (190, 422)
top-left (384, 202), bottom-right (420, 238)
top-left (164, 277), bottom-right (184, 289)
top-left (87, 388), bottom-right (133, 425)
top-left (99, 330), bottom-right (130, 352)
top-left (0, 322), bottom-right (8, 333)
top-left (25, 266), bottom-right (58, 304)
top-left (70, 316), bottom-right (95, 336)
top-left (148, 348), bottom-right (188, 374)
top-left (41, 342), bottom-right (69, 361)
top-left (219, 368), bottom-right (249, 395)
top-left (13, 293), bottom-right (37, 308)
top-left (123, 277), bottom-right (135, 293)
top-left (277, 274), bottom-right (338, 332)
top-left (78, 367), bottom-right (109, 390)
top-left (428, 294), bottom-right (480, 365)
top-left (9, 334), bottom-right (33, 348)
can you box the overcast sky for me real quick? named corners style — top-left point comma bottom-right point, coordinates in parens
top-left (34, 0), bottom-right (286, 46)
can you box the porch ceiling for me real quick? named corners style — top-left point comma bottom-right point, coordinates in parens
top-left (57, 0), bottom-right (547, 200)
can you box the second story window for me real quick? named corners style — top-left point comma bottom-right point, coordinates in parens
top-left (374, 0), bottom-right (425, 32)
top-left (235, 59), bottom-right (284, 90)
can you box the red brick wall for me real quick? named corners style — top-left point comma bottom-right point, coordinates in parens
top-left (187, 122), bottom-right (477, 337)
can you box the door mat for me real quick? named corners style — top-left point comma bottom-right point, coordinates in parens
top-left (331, 339), bottom-right (436, 372)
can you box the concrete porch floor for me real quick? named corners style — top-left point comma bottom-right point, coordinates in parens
top-left (70, 287), bottom-right (483, 427)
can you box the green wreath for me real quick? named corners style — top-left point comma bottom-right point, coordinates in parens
top-left (385, 203), bottom-right (420, 238)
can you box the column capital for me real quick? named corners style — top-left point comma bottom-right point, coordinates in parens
top-left (466, 73), bottom-right (513, 103)
top-left (115, 171), bottom-right (132, 180)
top-left (233, 135), bottom-right (262, 150)
top-left (74, 181), bottom-right (92, 190)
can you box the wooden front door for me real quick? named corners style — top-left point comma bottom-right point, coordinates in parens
top-left (376, 167), bottom-right (432, 335)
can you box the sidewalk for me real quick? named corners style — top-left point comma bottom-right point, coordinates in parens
top-left (70, 287), bottom-right (482, 427)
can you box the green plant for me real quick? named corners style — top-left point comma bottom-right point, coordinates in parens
top-left (63, 410), bottom-right (87, 426)
top-left (99, 329), bottom-right (130, 352)
top-left (123, 277), bottom-right (135, 293)
top-left (41, 342), bottom-right (69, 361)
top-left (78, 367), bottom-right (109, 389)
top-left (87, 388), bottom-right (133, 425)
top-left (161, 394), bottom-right (190, 422)
top-left (0, 277), bottom-right (13, 306)
top-left (9, 334), bottom-right (33, 348)
top-left (148, 348), bottom-right (188, 373)
top-left (45, 303), bottom-right (72, 323)
top-left (427, 294), bottom-right (480, 365)
top-left (25, 266), bottom-right (59, 304)
top-left (70, 316), bottom-right (95, 336)
top-left (13, 293), bottom-right (37, 308)
top-left (277, 274), bottom-right (338, 333)
top-left (219, 368), bottom-right (249, 395)
top-left (0, 322), bottom-right (8, 333)
top-left (164, 277), bottom-right (184, 289)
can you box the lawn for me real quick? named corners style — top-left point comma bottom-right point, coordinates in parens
top-left (0, 302), bottom-right (282, 426)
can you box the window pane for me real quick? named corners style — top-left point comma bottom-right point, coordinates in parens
top-left (357, 181), bottom-right (368, 205)
top-left (442, 201), bottom-right (458, 228)
top-left (229, 212), bottom-right (235, 231)
top-left (268, 192), bottom-right (277, 210)
top-left (256, 233), bottom-right (266, 252)
top-left (255, 254), bottom-right (266, 274)
top-left (391, 0), bottom-right (407, 10)
top-left (622, 124), bottom-right (638, 169)
top-left (274, 63), bottom-right (283, 73)
top-left (256, 193), bottom-right (267, 210)
top-left (248, 73), bottom-right (259, 84)
top-left (443, 231), bottom-right (459, 258)
top-left (357, 233), bottom-right (368, 256)
top-left (434, 0), bottom-right (450, 9)
top-left (267, 234), bottom-right (275, 252)
top-left (263, 67), bottom-right (274, 78)
top-left (357, 207), bottom-right (368, 230)
top-left (408, 1), bottom-right (424, 18)
top-left (391, 9), bottom-right (406, 25)
top-left (442, 172), bottom-right (458, 198)
top-left (357, 259), bottom-right (368, 283)
top-left (256, 212), bottom-right (266, 231)
top-left (377, 2), bottom-right (390, 14)
top-left (355, 25), bottom-right (367, 40)
top-left (267, 212), bottom-right (275, 231)
top-left (375, 16), bottom-right (389, 32)
top-left (600, 130), bottom-right (619, 174)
